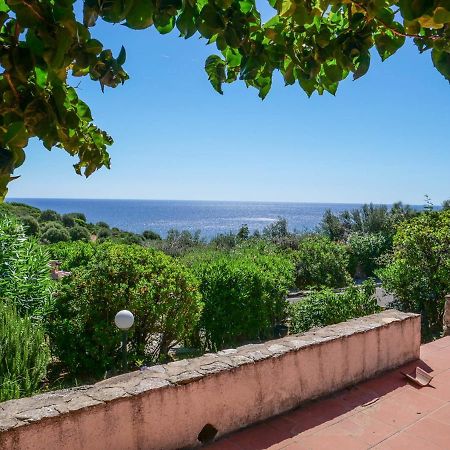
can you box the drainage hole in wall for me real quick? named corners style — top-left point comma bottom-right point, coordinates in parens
top-left (198, 424), bottom-right (218, 444)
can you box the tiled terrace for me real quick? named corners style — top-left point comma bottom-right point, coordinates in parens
top-left (207, 336), bottom-right (450, 450)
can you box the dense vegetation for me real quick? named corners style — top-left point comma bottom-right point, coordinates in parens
top-left (47, 243), bottom-right (203, 377)
top-left (378, 210), bottom-right (450, 339)
top-left (1, 0), bottom-right (450, 199)
top-left (290, 280), bottom-right (381, 333)
top-left (2, 198), bottom-right (450, 402)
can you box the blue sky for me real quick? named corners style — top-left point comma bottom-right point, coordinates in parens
top-left (8, 7), bottom-right (450, 204)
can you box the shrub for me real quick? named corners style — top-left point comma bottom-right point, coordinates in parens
top-left (160, 229), bottom-right (204, 256)
top-left (142, 230), bottom-right (161, 240)
top-left (21, 215), bottom-right (40, 236)
top-left (41, 224), bottom-right (70, 244)
top-left (262, 217), bottom-right (289, 239)
top-left (321, 203), bottom-right (416, 241)
top-left (378, 210), bottom-right (450, 338)
top-left (289, 280), bottom-right (380, 334)
top-left (0, 302), bottom-right (50, 402)
top-left (69, 224), bottom-right (91, 242)
top-left (0, 216), bottom-right (52, 317)
top-left (292, 235), bottom-right (351, 290)
top-left (46, 244), bottom-right (202, 376)
top-left (62, 214), bottom-right (76, 227)
top-left (210, 232), bottom-right (237, 250)
top-left (96, 227), bottom-right (112, 240)
top-left (48, 241), bottom-right (96, 270)
top-left (96, 221), bottom-right (110, 229)
top-left (65, 212), bottom-right (87, 222)
top-left (39, 209), bottom-right (61, 223)
top-left (189, 250), bottom-right (294, 350)
top-left (347, 232), bottom-right (391, 278)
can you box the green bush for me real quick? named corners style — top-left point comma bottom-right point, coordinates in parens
top-left (189, 250), bottom-right (294, 350)
top-left (290, 280), bottom-right (380, 334)
top-left (21, 215), bottom-right (40, 236)
top-left (292, 235), bottom-right (351, 290)
top-left (62, 214), bottom-right (76, 228)
top-left (46, 243), bottom-right (202, 376)
top-left (347, 232), bottom-right (391, 278)
top-left (0, 302), bottom-right (50, 402)
top-left (65, 212), bottom-right (86, 222)
top-left (143, 230), bottom-right (161, 240)
top-left (39, 209), bottom-right (61, 223)
top-left (96, 221), bottom-right (110, 228)
top-left (96, 227), bottom-right (112, 240)
top-left (69, 224), bottom-right (91, 242)
top-left (48, 241), bottom-right (96, 270)
top-left (378, 210), bottom-right (450, 338)
top-left (41, 224), bottom-right (70, 244)
top-left (0, 215), bottom-right (52, 317)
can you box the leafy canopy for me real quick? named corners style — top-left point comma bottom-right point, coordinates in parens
top-left (0, 0), bottom-right (449, 199)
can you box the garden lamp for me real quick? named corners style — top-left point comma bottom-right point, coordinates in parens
top-left (115, 310), bottom-right (134, 371)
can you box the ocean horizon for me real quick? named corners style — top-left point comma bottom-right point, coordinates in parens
top-left (7, 198), bottom-right (423, 239)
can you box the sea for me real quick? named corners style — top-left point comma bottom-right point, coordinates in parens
top-left (6, 198), bottom-right (391, 239)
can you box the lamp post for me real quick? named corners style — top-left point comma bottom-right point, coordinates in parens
top-left (114, 310), bottom-right (134, 371)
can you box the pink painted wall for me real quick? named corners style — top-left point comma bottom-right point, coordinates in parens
top-left (0, 311), bottom-right (420, 450)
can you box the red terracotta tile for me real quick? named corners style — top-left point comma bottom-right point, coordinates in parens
top-left (228, 423), bottom-right (295, 450)
top-left (266, 438), bottom-right (300, 450)
top-left (373, 431), bottom-right (442, 450)
top-left (207, 438), bottom-right (242, 450)
top-left (297, 430), bottom-right (368, 450)
top-left (357, 371), bottom-right (408, 399)
top-left (420, 353), bottom-right (450, 373)
top-left (407, 417), bottom-right (450, 448)
top-left (418, 370), bottom-right (450, 401)
top-left (361, 397), bottom-right (422, 428)
top-left (286, 399), bottom-right (353, 436)
top-left (390, 385), bottom-right (446, 415)
top-left (282, 443), bottom-right (307, 450)
top-left (424, 336), bottom-right (450, 349)
top-left (428, 402), bottom-right (450, 424)
top-left (336, 412), bottom-right (397, 445)
top-left (267, 415), bottom-right (297, 436)
top-left (335, 385), bottom-right (382, 410)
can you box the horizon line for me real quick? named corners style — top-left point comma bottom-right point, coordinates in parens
top-left (7, 197), bottom-right (427, 206)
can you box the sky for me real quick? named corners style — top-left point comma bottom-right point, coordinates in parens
top-left (7, 4), bottom-right (450, 204)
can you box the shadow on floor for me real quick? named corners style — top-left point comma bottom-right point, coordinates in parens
top-left (203, 359), bottom-right (434, 450)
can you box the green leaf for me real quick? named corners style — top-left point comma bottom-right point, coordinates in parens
top-left (434, 6), bottom-right (450, 24)
top-left (323, 60), bottom-right (344, 83)
top-left (239, 0), bottom-right (253, 14)
top-left (205, 55), bottom-right (226, 94)
top-left (154, 14), bottom-right (175, 34)
top-left (399, 0), bottom-right (433, 20)
top-left (4, 122), bottom-right (28, 149)
top-left (374, 31), bottom-right (405, 61)
top-left (124, 0), bottom-right (154, 29)
top-left (176, 7), bottom-right (197, 38)
top-left (432, 49), bottom-right (450, 82)
top-left (34, 67), bottom-right (47, 88)
top-left (117, 46), bottom-right (126, 66)
top-left (353, 52), bottom-right (371, 80)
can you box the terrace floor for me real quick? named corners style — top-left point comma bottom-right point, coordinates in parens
top-left (207, 336), bottom-right (450, 450)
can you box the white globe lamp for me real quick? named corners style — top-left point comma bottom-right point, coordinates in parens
top-left (115, 310), bottom-right (134, 371)
top-left (115, 310), bottom-right (134, 330)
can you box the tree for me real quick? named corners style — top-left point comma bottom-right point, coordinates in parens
top-left (41, 223), bottom-right (71, 244)
top-left (69, 224), bottom-right (91, 242)
top-left (378, 210), bottom-right (450, 339)
top-left (0, 0), bottom-right (449, 199)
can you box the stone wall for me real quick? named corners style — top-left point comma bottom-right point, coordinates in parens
top-left (0, 310), bottom-right (420, 450)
